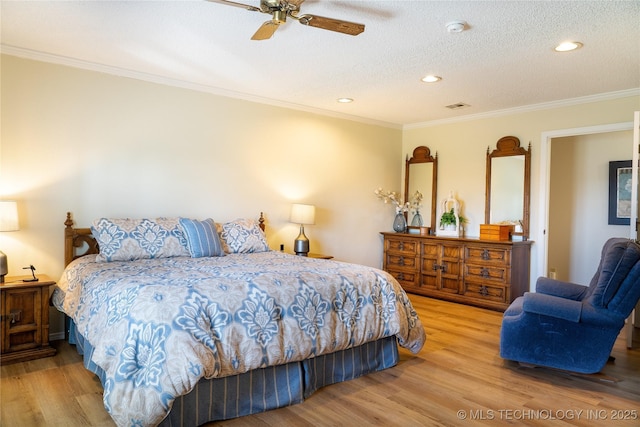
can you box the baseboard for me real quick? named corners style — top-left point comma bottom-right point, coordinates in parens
top-left (50, 332), bottom-right (65, 341)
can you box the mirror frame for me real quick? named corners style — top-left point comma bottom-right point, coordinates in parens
top-left (405, 146), bottom-right (438, 232)
top-left (485, 136), bottom-right (531, 239)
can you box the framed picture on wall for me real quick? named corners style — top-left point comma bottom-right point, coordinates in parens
top-left (608, 160), bottom-right (632, 225)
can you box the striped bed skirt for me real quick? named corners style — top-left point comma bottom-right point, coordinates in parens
top-left (70, 322), bottom-right (399, 426)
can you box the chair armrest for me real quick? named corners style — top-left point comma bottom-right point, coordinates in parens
top-left (579, 303), bottom-right (625, 328)
top-left (522, 292), bottom-right (582, 322)
top-left (535, 277), bottom-right (589, 300)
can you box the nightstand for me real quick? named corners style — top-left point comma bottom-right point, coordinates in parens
top-left (1, 274), bottom-right (57, 364)
top-left (307, 253), bottom-right (333, 260)
top-left (287, 252), bottom-right (333, 259)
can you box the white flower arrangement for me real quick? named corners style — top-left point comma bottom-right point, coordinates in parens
top-left (408, 190), bottom-right (423, 215)
top-left (374, 187), bottom-right (409, 213)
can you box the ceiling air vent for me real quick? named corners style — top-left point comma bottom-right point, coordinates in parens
top-left (446, 102), bottom-right (470, 110)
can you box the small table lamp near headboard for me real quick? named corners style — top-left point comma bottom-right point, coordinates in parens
top-left (0, 200), bottom-right (19, 283)
top-left (290, 203), bottom-right (316, 256)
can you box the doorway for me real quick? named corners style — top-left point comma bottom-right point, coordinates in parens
top-left (537, 121), bottom-right (635, 282)
top-left (547, 130), bottom-right (633, 284)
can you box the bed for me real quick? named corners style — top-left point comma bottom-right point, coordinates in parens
top-left (53, 212), bottom-right (426, 427)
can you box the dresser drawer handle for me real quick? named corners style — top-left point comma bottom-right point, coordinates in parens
top-left (479, 285), bottom-right (489, 296)
top-left (397, 272), bottom-right (405, 280)
top-left (398, 242), bottom-right (405, 251)
top-left (8, 309), bottom-right (22, 324)
top-left (432, 264), bottom-right (446, 272)
top-left (481, 249), bottom-right (490, 260)
top-left (398, 256), bottom-right (405, 266)
top-left (481, 268), bottom-right (489, 278)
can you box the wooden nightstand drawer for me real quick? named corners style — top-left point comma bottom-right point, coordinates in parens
top-left (1, 275), bottom-right (57, 364)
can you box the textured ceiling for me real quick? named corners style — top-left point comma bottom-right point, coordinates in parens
top-left (1, 1), bottom-right (639, 127)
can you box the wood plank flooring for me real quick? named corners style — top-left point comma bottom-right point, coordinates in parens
top-left (2, 295), bottom-right (639, 426)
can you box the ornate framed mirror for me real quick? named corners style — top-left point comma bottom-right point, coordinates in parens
top-left (404, 146), bottom-right (438, 233)
top-left (485, 136), bottom-right (531, 239)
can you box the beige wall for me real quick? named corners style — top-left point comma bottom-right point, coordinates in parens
top-left (0, 55), bottom-right (403, 335)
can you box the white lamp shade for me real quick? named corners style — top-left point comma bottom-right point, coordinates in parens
top-left (0, 201), bottom-right (19, 232)
top-left (290, 204), bottom-right (316, 225)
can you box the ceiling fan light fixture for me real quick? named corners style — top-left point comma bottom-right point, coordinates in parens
top-left (337, 98), bottom-right (353, 103)
top-left (421, 75), bottom-right (442, 83)
top-left (554, 41), bottom-right (583, 52)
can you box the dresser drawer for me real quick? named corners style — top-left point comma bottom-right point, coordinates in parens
top-left (386, 269), bottom-right (419, 288)
top-left (385, 238), bottom-right (419, 256)
top-left (386, 253), bottom-right (419, 270)
top-left (465, 245), bottom-right (511, 266)
top-left (462, 281), bottom-right (509, 303)
top-left (464, 264), bottom-right (509, 284)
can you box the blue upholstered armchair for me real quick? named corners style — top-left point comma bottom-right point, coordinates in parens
top-left (500, 238), bottom-right (640, 374)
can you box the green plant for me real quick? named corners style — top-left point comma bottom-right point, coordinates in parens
top-left (440, 208), bottom-right (465, 226)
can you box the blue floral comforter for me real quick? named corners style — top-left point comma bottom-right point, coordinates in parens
top-left (53, 251), bottom-right (425, 427)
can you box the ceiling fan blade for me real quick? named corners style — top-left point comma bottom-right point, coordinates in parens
top-left (251, 20), bottom-right (280, 40)
top-left (206, 0), bottom-right (261, 12)
top-left (286, 0), bottom-right (305, 10)
top-left (297, 14), bottom-right (365, 36)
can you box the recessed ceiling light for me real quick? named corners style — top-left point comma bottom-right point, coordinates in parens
top-left (337, 98), bottom-right (353, 103)
top-left (421, 75), bottom-right (442, 83)
top-left (554, 41), bottom-right (583, 52)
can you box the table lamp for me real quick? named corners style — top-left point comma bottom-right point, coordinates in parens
top-left (0, 201), bottom-right (19, 283)
top-left (290, 203), bottom-right (315, 256)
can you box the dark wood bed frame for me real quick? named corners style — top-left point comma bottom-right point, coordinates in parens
top-left (63, 211), bottom-right (266, 266)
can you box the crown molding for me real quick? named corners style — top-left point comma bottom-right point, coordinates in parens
top-left (0, 45), bottom-right (401, 130)
top-left (404, 88), bottom-right (640, 130)
top-left (2, 45), bottom-right (636, 132)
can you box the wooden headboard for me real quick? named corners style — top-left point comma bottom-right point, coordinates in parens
top-left (64, 212), bottom-right (99, 267)
top-left (64, 212), bottom-right (266, 267)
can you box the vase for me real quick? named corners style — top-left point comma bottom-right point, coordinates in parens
top-left (393, 212), bottom-right (407, 232)
top-left (411, 212), bottom-right (423, 227)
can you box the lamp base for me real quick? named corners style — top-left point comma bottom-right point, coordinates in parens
top-left (0, 250), bottom-right (7, 283)
top-left (294, 225), bottom-right (310, 256)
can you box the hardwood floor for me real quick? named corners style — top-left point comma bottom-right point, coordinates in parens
top-left (2, 295), bottom-right (639, 426)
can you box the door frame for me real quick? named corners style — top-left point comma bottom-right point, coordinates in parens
top-left (537, 121), bottom-right (635, 281)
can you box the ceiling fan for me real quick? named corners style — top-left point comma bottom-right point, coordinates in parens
top-left (207, 0), bottom-right (365, 40)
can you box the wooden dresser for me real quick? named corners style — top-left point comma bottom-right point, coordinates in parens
top-left (381, 232), bottom-right (532, 311)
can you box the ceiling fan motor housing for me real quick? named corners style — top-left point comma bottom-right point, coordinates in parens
top-left (273, 9), bottom-right (287, 23)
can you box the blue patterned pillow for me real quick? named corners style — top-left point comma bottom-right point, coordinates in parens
top-left (216, 218), bottom-right (270, 254)
top-left (91, 217), bottom-right (190, 262)
top-left (179, 218), bottom-right (225, 258)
